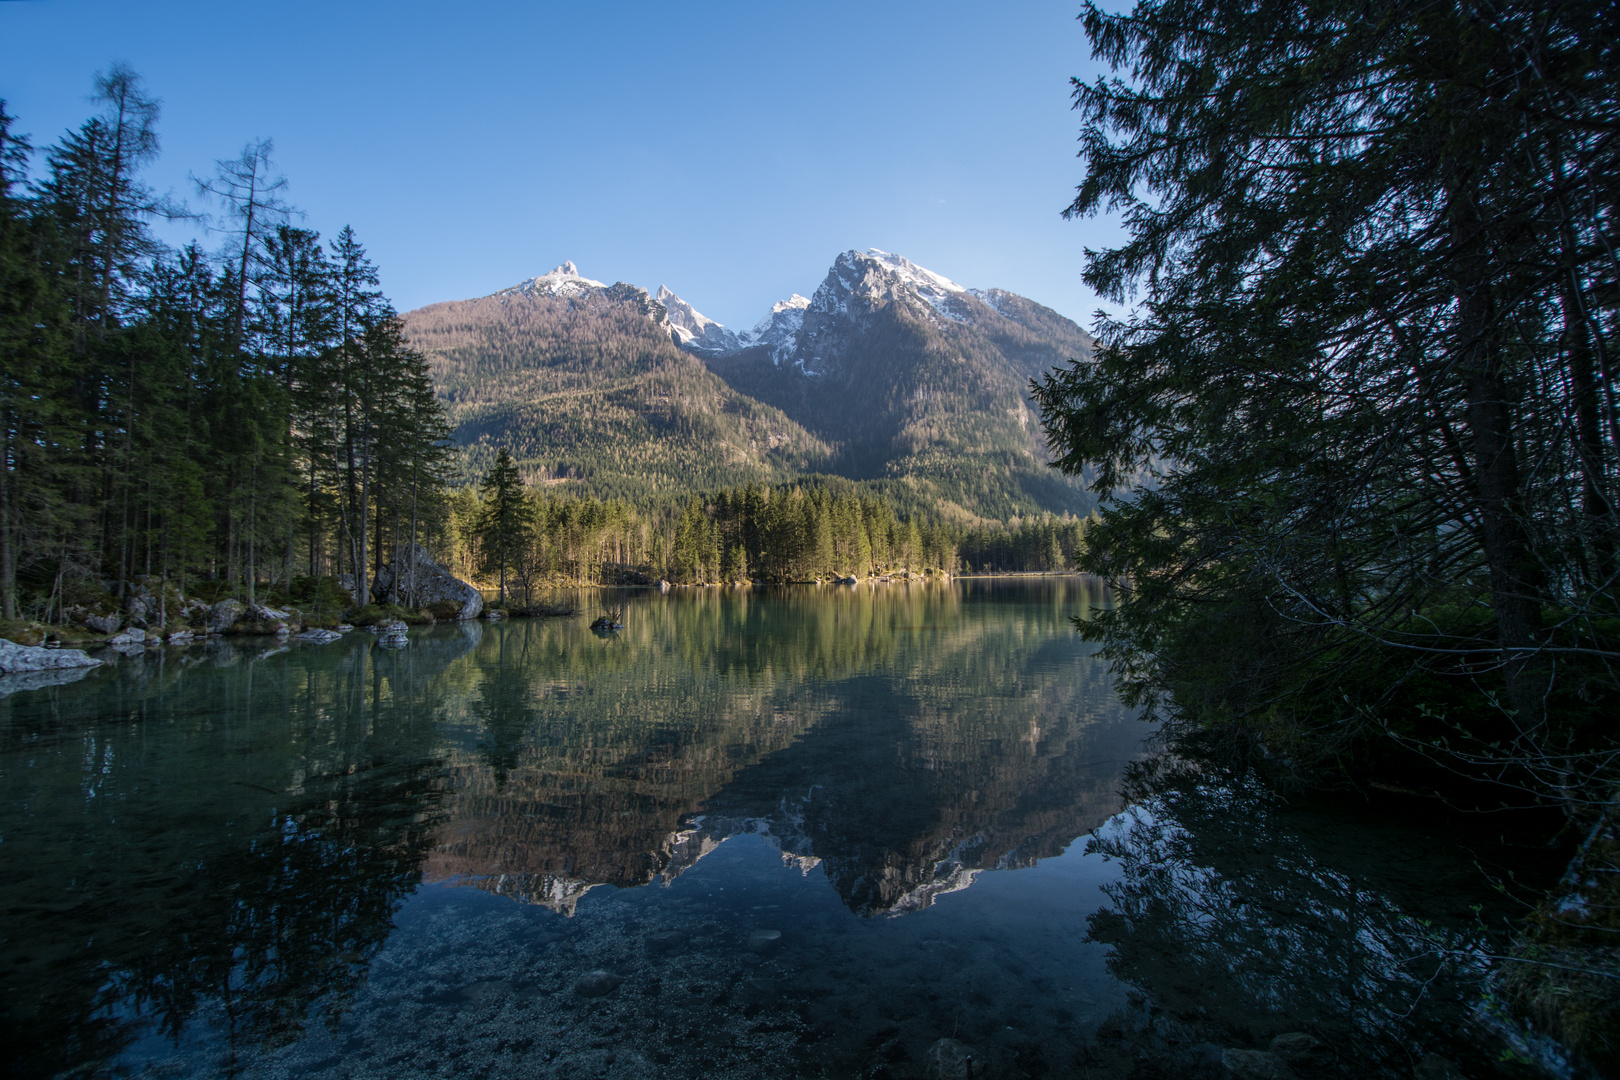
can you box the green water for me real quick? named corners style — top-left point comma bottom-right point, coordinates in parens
top-left (0, 579), bottom-right (1541, 1079)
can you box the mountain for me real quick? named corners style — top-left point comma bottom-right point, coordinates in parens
top-left (402, 264), bottom-right (832, 502)
top-left (403, 251), bottom-right (1095, 519)
top-left (688, 249), bottom-right (1098, 520)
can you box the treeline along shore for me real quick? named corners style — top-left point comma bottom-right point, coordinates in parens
top-left (0, 69), bottom-right (1090, 640)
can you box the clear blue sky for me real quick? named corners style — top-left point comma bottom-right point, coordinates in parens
top-left (2, 0), bottom-right (1122, 330)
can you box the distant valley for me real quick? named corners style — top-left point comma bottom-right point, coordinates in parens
top-left (402, 249), bottom-right (1096, 521)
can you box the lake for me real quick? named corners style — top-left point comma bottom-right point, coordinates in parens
top-left (0, 579), bottom-right (1544, 1079)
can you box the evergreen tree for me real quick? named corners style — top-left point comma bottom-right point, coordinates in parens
top-left (477, 447), bottom-right (530, 605)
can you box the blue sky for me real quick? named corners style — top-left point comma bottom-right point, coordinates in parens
top-left (2, 0), bottom-right (1121, 330)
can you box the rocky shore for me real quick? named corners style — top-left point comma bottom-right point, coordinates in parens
top-left (0, 546), bottom-right (489, 677)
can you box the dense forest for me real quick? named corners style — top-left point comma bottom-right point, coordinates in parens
top-left (1036, 0), bottom-right (1618, 1066)
top-left (444, 459), bottom-right (1090, 604)
top-left (0, 68), bottom-right (454, 624)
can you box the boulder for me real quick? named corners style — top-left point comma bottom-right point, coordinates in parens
top-left (107, 628), bottom-right (146, 645)
top-left (369, 544), bottom-right (482, 621)
top-left (84, 613), bottom-right (122, 635)
top-left (207, 599), bottom-right (246, 634)
top-left (123, 589), bottom-right (155, 628)
top-left (166, 628), bottom-right (195, 643)
top-left (0, 638), bottom-right (104, 674)
top-left (297, 628), bottom-right (342, 644)
top-left (234, 604), bottom-right (298, 636)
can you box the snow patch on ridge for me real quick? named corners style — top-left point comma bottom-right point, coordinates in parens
top-left (738, 294), bottom-right (811, 364)
top-left (657, 285), bottom-right (741, 355)
top-left (493, 261), bottom-right (610, 300)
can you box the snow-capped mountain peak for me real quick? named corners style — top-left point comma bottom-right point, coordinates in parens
top-left (656, 285), bottom-right (740, 356)
top-left (737, 294), bottom-right (811, 364)
top-left (806, 248), bottom-right (970, 329)
top-left (753, 294), bottom-right (812, 333)
top-left (494, 261), bottom-right (609, 300)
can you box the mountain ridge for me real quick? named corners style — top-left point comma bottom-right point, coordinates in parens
top-left (403, 250), bottom-right (1095, 519)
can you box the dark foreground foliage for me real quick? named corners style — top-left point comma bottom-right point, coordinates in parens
top-left (1036, 0), bottom-right (1620, 1067)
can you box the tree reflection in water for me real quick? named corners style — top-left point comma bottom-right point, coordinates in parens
top-left (0, 635), bottom-right (462, 1079)
top-left (1084, 756), bottom-right (1531, 1077)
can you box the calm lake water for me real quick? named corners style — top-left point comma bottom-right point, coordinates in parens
top-left (1, 579), bottom-right (1545, 1079)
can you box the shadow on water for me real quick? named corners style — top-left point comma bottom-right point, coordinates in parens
top-left (0, 579), bottom-right (1559, 1079)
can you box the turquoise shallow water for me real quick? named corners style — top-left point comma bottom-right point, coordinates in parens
top-left (0, 579), bottom-right (1544, 1078)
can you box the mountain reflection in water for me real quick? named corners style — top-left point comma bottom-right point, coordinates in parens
top-left (427, 581), bottom-right (1130, 918)
top-left (0, 579), bottom-right (1541, 1079)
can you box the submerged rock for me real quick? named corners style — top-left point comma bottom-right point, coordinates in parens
top-left (747, 929), bottom-right (783, 953)
top-left (0, 638), bottom-right (104, 674)
top-left (644, 930), bottom-right (686, 954)
top-left (1269, 1033), bottom-right (1329, 1071)
top-left (372, 619), bottom-right (409, 648)
top-left (573, 970), bottom-right (622, 997)
top-left (297, 628), bottom-right (342, 644)
top-left (1221, 1048), bottom-right (1294, 1080)
top-left (926, 1038), bottom-right (980, 1079)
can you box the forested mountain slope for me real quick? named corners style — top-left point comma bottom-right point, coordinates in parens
top-left (401, 266), bottom-right (832, 505)
top-left (699, 250), bottom-right (1098, 521)
top-left (403, 251), bottom-right (1096, 521)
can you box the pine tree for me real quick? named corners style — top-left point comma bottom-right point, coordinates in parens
top-left (478, 447), bottom-right (530, 605)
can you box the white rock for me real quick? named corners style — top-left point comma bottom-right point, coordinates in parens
top-left (0, 638), bottom-right (104, 674)
top-left (297, 628), bottom-right (342, 644)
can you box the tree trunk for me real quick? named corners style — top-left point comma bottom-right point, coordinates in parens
top-left (1450, 178), bottom-right (1546, 721)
